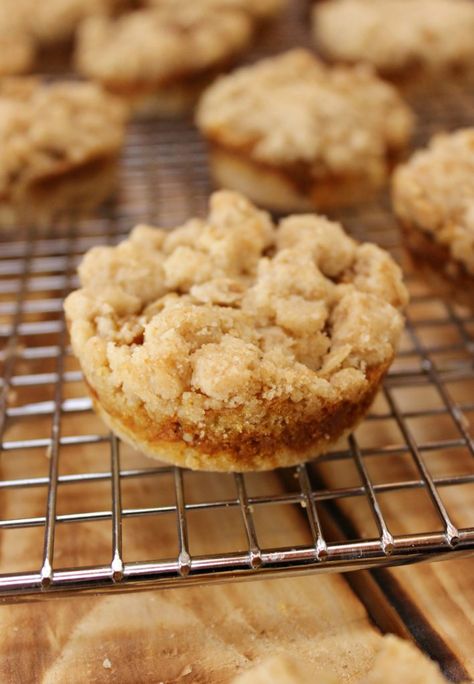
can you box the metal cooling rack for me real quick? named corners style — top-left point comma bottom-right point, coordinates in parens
top-left (0, 4), bottom-right (474, 603)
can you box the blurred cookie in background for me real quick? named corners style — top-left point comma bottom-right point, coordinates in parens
top-left (392, 128), bottom-right (474, 310)
top-left (313, 0), bottom-right (474, 87)
top-left (75, 4), bottom-right (256, 117)
top-left (0, 78), bottom-right (127, 229)
top-left (196, 49), bottom-right (414, 213)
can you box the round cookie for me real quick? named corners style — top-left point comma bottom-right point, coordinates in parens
top-left (392, 128), bottom-right (474, 309)
top-left (65, 190), bottom-right (408, 472)
top-left (0, 78), bottom-right (127, 228)
top-left (75, 4), bottom-right (254, 116)
top-left (313, 0), bottom-right (474, 82)
top-left (196, 50), bottom-right (414, 212)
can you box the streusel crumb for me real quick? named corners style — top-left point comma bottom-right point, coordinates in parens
top-left (314, 0), bottom-right (474, 74)
top-left (0, 78), bottom-right (127, 203)
top-left (75, 5), bottom-right (253, 92)
top-left (65, 191), bottom-right (407, 470)
top-left (392, 128), bottom-right (474, 275)
top-left (196, 49), bottom-right (413, 177)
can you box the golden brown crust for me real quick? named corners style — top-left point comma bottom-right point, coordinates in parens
top-left (0, 156), bottom-right (119, 230)
top-left (208, 144), bottom-right (396, 213)
top-left (87, 361), bottom-right (389, 471)
top-left (392, 128), bottom-right (474, 276)
top-left (65, 191), bottom-right (408, 472)
top-left (400, 220), bottom-right (474, 310)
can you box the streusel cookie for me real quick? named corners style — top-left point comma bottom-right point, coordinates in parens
top-left (392, 129), bottom-right (474, 309)
top-left (0, 78), bottom-right (127, 228)
top-left (196, 50), bottom-right (413, 212)
top-left (75, 5), bottom-right (254, 116)
top-left (313, 0), bottom-right (474, 81)
top-left (65, 191), bottom-right (408, 472)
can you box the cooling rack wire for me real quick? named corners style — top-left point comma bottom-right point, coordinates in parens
top-left (0, 1), bottom-right (473, 602)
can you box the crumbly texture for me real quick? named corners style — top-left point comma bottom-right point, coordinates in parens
top-left (0, 78), bottom-right (127, 205)
top-left (196, 50), bottom-right (413, 179)
top-left (75, 5), bottom-right (254, 93)
top-left (392, 129), bottom-right (474, 276)
top-left (314, 0), bottom-right (474, 74)
top-left (145, 0), bottom-right (286, 20)
top-left (65, 191), bottom-right (407, 471)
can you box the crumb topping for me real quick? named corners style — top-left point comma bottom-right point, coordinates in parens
top-left (65, 191), bottom-right (407, 422)
top-left (196, 50), bottom-right (413, 176)
top-left (314, 0), bottom-right (474, 72)
top-left (75, 5), bottom-right (253, 87)
top-left (392, 128), bottom-right (474, 275)
top-left (0, 78), bottom-right (127, 199)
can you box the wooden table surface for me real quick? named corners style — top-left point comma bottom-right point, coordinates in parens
top-left (0, 425), bottom-right (472, 683)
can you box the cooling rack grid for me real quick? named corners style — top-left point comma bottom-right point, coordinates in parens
top-left (0, 2), bottom-right (473, 602)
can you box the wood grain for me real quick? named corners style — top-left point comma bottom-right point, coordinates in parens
top-left (310, 297), bottom-right (474, 682)
top-left (0, 411), bottom-right (386, 684)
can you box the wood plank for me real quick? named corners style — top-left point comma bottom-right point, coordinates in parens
top-left (0, 412), bottom-right (385, 684)
top-left (310, 285), bottom-right (474, 682)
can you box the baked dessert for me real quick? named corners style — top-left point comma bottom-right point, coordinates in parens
top-left (65, 190), bottom-right (408, 472)
top-left (313, 0), bottom-right (474, 82)
top-left (392, 128), bottom-right (474, 309)
top-left (231, 636), bottom-right (449, 683)
top-left (75, 5), bottom-right (254, 116)
top-left (0, 78), bottom-right (127, 229)
top-left (196, 50), bottom-right (414, 212)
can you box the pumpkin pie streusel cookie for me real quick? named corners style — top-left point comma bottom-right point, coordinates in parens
top-left (392, 129), bottom-right (474, 309)
top-left (75, 5), bottom-right (254, 116)
top-left (313, 0), bottom-right (474, 82)
top-left (65, 191), bottom-right (408, 471)
top-left (196, 50), bottom-right (414, 212)
top-left (0, 78), bottom-right (127, 228)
